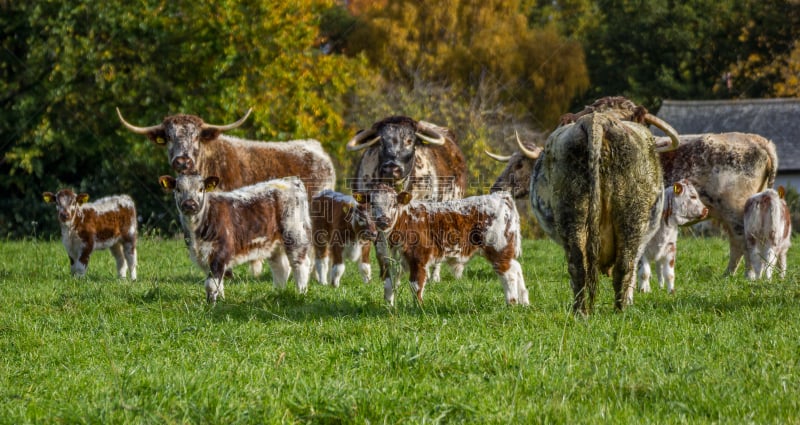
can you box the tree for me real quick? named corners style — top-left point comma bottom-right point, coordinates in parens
top-left (0, 0), bottom-right (368, 238)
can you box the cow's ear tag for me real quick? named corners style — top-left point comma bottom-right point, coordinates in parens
top-left (673, 182), bottom-right (683, 196)
top-left (204, 176), bottom-right (220, 191)
top-left (77, 193), bottom-right (90, 205)
top-left (778, 186), bottom-right (786, 199)
top-left (398, 192), bottom-right (412, 205)
top-left (43, 192), bottom-right (55, 203)
top-left (353, 192), bottom-right (366, 204)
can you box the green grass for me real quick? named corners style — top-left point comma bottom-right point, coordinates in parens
top-left (1, 235), bottom-right (799, 424)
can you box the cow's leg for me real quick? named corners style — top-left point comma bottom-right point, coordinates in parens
top-left (268, 253), bottom-right (291, 289)
top-left (431, 261), bottom-right (442, 283)
top-left (637, 256), bottom-right (652, 293)
top-left (250, 260), bottom-right (264, 277)
top-left (123, 239), bottom-right (137, 281)
top-left (110, 243), bottom-right (127, 279)
top-left (408, 259), bottom-right (427, 304)
top-left (72, 242), bottom-right (93, 277)
top-left (763, 246), bottom-right (776, 280)
top-left (724, 224), bottom-right (746, 275)
top-left (314, 246), bottom-right (330, 285)
top-left (566, 244), bottom-right (589, 315)
top-left (375, 234), bottom-right (396, 305)
top-left (205, 272), bottom-right (225, 304)
top-left (778, 248), bottom-right (788, 279)
top-left (293, 253), bottom-right (311, 294)
top-left (358, 243), bottom-right (372, 284)
top-left (511, 260), bottom-right (530, 306)
top-left (329, 247), bottom-right (345, 288)
top-left (448, 257), bottom-right (466, 279)
top-left (658, 255), bottom-right (676, 294)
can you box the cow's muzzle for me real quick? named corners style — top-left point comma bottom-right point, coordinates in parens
top-left (172, 156), bottom-right (195, 173)
top-left (58, 211), bottom-right (70, 222)
top-left (180, 200), bottom-right (200, 215)
top-left (380, 162), bottom-right (404, 180)
top-left (375, 217), bottom-right (392, 231)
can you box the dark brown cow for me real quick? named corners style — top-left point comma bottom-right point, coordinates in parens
top-left (43, 190), bottom-right (137, 279)
top-left (310, 189), bottom-right (377, 288)
top-left (118, 108), bottom-right (336, 200)
top-left (490, 132), bottom-right (778, 278)
top-left (503, 96), bottom-right (682, 313)
top-left (743, 187), bottom-right (791, 280)
top-left (159, 174), bottom-right (312, 303)
top-left (354, 184), bottom-right (528, 307)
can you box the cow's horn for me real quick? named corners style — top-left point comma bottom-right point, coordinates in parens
top-left (346, 128), bottom-right (380, 151)
top-left (202, 108), bottom-right (253, 131)
top-left (116, 107), bottom-right (163, 134)
top-left (484, 150), bottom-right (512, 162)
top-left (516, 131), bottom-right (541, 159)
top-left (645, 113), bottom-right (680, 152)
top-left (415, 121), bottom-right (447, 146)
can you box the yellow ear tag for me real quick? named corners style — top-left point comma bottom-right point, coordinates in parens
top-left (673, 183), bottom-right (683, 195)
top-left (156, 137), bottom-right (166, 145)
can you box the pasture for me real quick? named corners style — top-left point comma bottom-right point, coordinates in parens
top-left (1, 235), bottom-right (799, 423)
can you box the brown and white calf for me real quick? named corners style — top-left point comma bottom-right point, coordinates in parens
top-left (310, 190), bottom-right (377, 287)
top-left (355, 184), bottom-right (528, 306)
top-left (43, 190), bottom-right (137, 279)
top-left (637, 179), bottom-right (708, 294)
top-left (743, 187), bottom-right (791, 280)
top-left (159, 174), bottom-right (312, 303)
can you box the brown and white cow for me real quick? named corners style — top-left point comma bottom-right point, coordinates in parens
top-left (118, 108), bottom-right (336, 200)
top-left (347, 116), bottom-right (469, 283)
top-left (637, 179), bottom-right (708, 294)
top-left (43, 190), bottom-right (137, 280)
top-left (743, 187), bottom-right (791, 281)
top-left (354, 184), bottom-right (528, 307)
top-left (489, 131), bottom-right (778, 278)
top-left (159, 174), bottom-right (312, 303)
top-left (310, 189), bottom-right (377, 288)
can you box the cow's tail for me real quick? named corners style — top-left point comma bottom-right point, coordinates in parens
top-left (584, 116), bottom-right (604, 299)
top-left (760, 136), bottom-right (779, 190)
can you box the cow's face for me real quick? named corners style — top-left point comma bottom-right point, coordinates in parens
top-left (154, 115), bottom-right (220, 174)
top-left (490, 152), bottom-right (537, 198)
top-left (668, 179), bottom-right (708, 225)
top-left (43, 189), bottom-right (89, 223)
top-left (375, 123), bottom-right (420, 182)
top-left (355, 185), bottom-right (411, 232)
top-left (159, 174), bottom-right (219, 217)
top-left (344, 201), bottom-right (378, 241)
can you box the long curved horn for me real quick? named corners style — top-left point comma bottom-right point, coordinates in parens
top-left (346, 128), bottom-right (380, 151)
top-left (484, 150), bottom-right (512, 162)
top-left (202, 108), bottom-right (253, 132)
top-left (516, 131), bottom-right (541, 159)
top-left (116, 107), bottom-right (163, 134)
top-left (645, 113), bottom-right (680, 152)
top-left (415, 121), bottom-right (447, 145)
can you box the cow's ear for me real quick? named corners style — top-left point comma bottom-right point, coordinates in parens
top-left (42, 192), bottom-right (55, 203)
top-left (147, 130), bottom-right (168, 146)
top-left (158, 176), bottom-right (176, 191)
top-left (353, 192), bottom-right (367, 204)
top-left (778, 186), bottom-right (786, 199)
top-left (673, 182), bottom-right (683, 196)
top-left (200, 129), bottom-right (222, 142)
top-left (76, 193), bottom-right (90, 205)
top-left (397, 192), bottom-right (412, 205)
top-left (204, 176), bottom-right (220, 191)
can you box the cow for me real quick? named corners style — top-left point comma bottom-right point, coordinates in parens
top-left (117, 107), bottom-right (336, 200)
top-left (310, 189), bottom-right (378, 288)
top-left (489, 131), bottom-right (778, 278)
top-left (743, 187), bottom-right (791, 281)
top-left (354, 184), bottom-right (528, 307)
top-left (158, 174), bottom-right (312, 303)
top-left (42, 189), bottom-right (137, 280)
top-left (492, 96), bottom-right (682, 313)
top-left (637, 179), bottom-right (709, 294)
top-left (346, 116), bottom-right (468, 283)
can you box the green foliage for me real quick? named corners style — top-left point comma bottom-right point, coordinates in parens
top-left (1, 0), bottom-right (367, 238)
top-left (1, 237), bottom-right (799, 422)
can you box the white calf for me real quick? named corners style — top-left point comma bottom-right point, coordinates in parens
top-left (744, 187), bottom-right (791, 280)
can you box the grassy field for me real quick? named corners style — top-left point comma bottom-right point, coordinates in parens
top-left (1, 235), bottom-right (799, 424)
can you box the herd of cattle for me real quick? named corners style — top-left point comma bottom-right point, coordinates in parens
top-left (41, 96), bottom-right (792, 313)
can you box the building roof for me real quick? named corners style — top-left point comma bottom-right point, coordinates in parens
top-left (655, 98), bottom-right (800, 171)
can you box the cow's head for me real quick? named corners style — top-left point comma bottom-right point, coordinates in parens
top-left (354, 184), bottom-right (412, 233)
top-left (343, 199), bottom-right (378, 242)
top-left (346, 116), bottom-right (449, 184)
top-left (43, 189), bottom-right (90, 224)
top-left (666, 179), bottom-right (708, 226)
top-left (487, 132), bottom-right (543, 198)
top-left (118, 108), bottom-right (252, 173)
top-left (158, 173), bottom-right (219, 217)
top-left (559, 96), bottom-right (681, 152)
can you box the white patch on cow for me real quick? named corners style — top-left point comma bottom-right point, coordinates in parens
top-left (269, 253), bottom-right (292, 289)
top-left (330, 263), bottom-right (345, 288)
top-left (315, 256), bottom-right (331, 285)
top-left (358, 262), bottom-right (372, 283)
